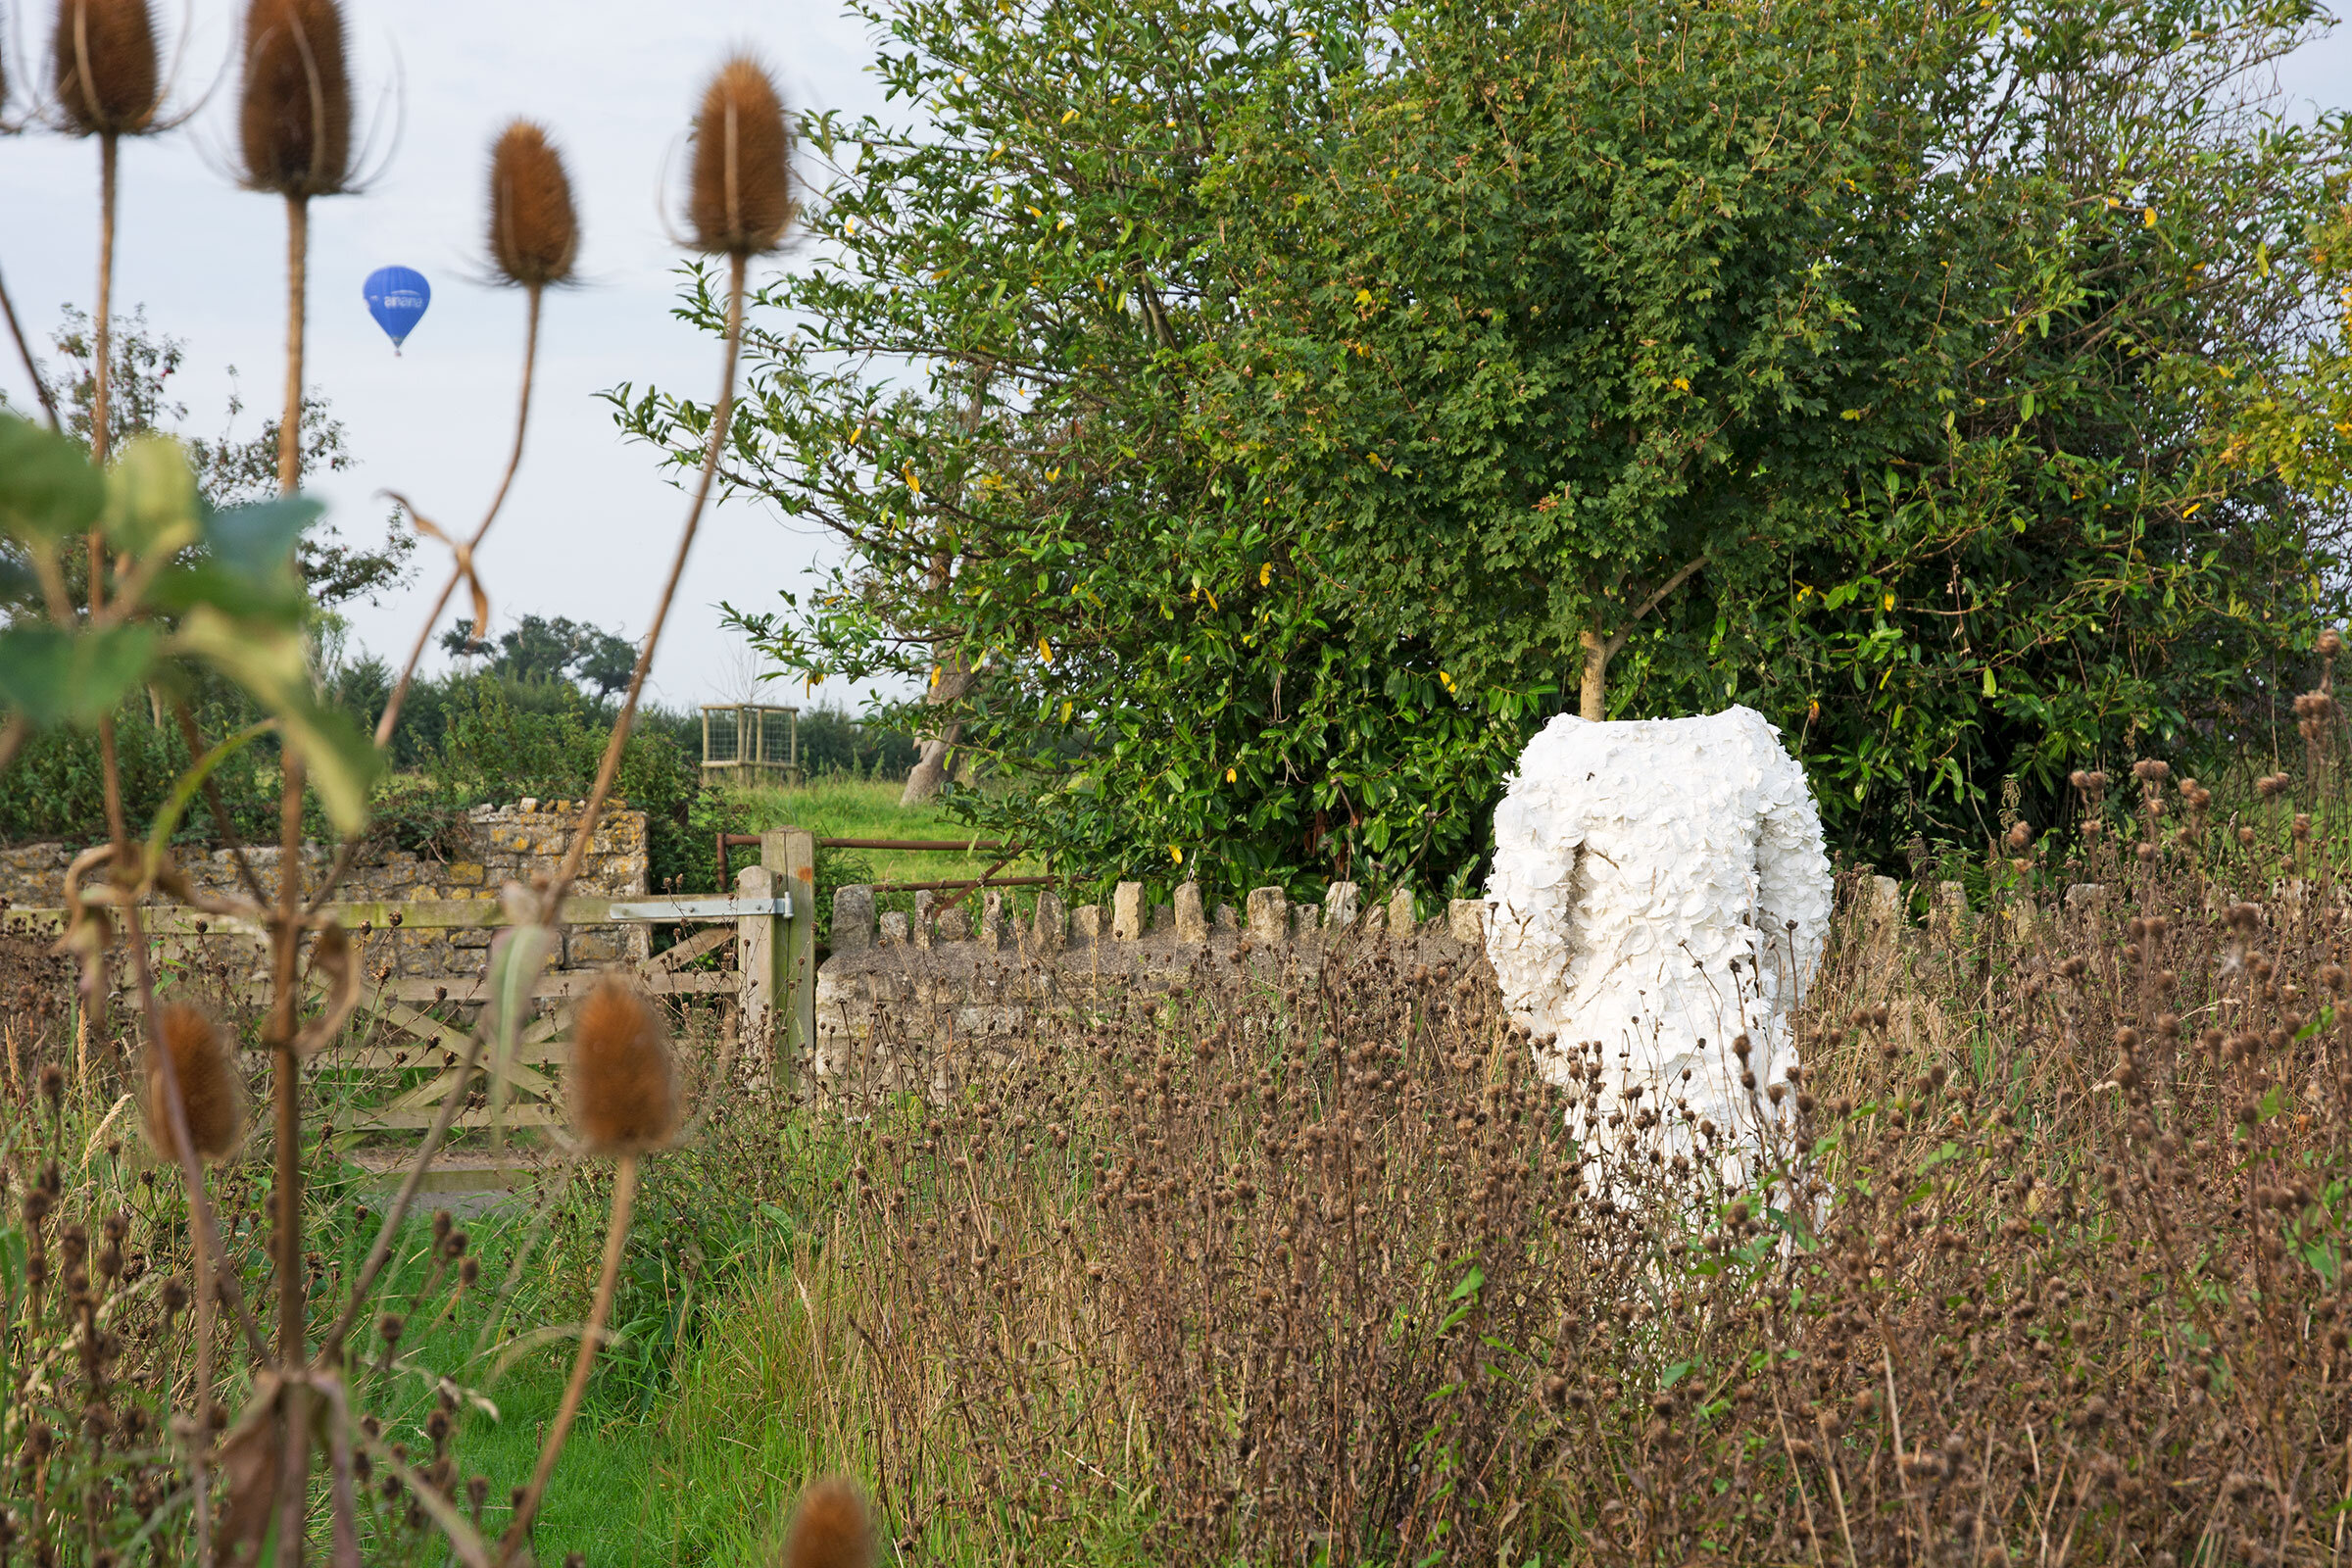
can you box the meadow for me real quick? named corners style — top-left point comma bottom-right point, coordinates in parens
top-left (10, 750), bottom-right (2352, 1564)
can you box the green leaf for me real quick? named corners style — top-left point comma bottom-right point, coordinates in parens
top-left (203, 495), bottom-right (321, 581)
top-left (101, 436), bottom-right (203, 560)
top-left (172, 606), bottom-right (379, 833)
top-left (0, 623), bottom-right (160, 728)
top-left (0, 416), bottom-right (104, 545)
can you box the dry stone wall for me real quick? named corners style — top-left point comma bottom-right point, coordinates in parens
top-left (811, 879), bottom-right (1492, 1095)
top-left (0, 805), bottom-right (651, 975)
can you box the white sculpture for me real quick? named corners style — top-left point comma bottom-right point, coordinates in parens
top-left (1484, 707), bottom-right (1831, 1196)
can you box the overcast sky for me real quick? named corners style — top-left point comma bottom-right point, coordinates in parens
top-left (2, 0), bottom-right (892, 715)
top-left (3, 3), bottom-right (2349, 718)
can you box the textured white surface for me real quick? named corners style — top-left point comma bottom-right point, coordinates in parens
top-left (1485, 707), bottom-right (1831, 1191)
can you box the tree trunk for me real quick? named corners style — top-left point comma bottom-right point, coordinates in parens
top-left (1579, 630), bottom-right (1610, 721)
top-left (900, 658), bottom-right (975, 806)
top-left (900, 725), bottom-right (962, 806)
top-left (1576, 557), bottom-right (1707, 723)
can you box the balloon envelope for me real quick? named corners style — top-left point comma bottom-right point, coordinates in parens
top-left (363, 266), bottom-right (431, 351)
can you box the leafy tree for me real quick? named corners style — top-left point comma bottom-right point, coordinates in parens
top-left (1200, 0), bottom-right (2352, 848)
top-left (622, 0), bottom-right (2352, 891)
top-left (617, 0), bottom-right (1529, 900)
top-left (1198, 0), bottom-right (1952, 722)
top-left (7, 306), bottom-right (417, 609)
top-left (440, 612), bottom-right (640, 699)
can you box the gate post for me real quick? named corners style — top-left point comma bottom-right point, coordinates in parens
top-left (761, 829), bottom-right (818, 1089)
top-left (736, 861), bottom-right (781, 1083)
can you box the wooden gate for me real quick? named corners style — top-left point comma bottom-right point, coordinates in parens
top-left (37, 830), bottom-right (820, 1193)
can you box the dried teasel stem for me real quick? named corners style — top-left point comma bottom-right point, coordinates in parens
top-left (0, 262), bottom-right (63, 430)
top-left (93, 134), bottom-right (117, 465)
top-left (496, 981), bottom-right (672, 1558)
top-left (371, 120), bottom-right (578, 752)
top-left (494, 1151), bottom-right (640, 1565)
top-left (538, 249), bottom-right (748, 917)
top-left (118, 907), bottom-right (271, 1568)
top-left (275, 193), bottom-right (306, 492)
top-left (538, 58), bottom-right (790, 916)
top-left (55, 0), bottom-right (165, 466)
top-left (267, 739), bottom-right (310, 1566)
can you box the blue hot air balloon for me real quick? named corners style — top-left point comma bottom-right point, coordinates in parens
top-left (363, 266), bottom-right (431, 354)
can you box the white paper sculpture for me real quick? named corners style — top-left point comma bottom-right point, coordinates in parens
top-left (1484, 706), bottom-right (1831, 1195)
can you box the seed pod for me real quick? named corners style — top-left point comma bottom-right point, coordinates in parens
top-left (567, 978), bottom-right (679, 1154)
top-left (685, 55), bottom-right (793, 255)
top-left (486, 120), bottom-right (578, 289)
top-left (141, 1002), bottom-right (245, 1166)
top-left (52, 0), bottom-right (161, 134)
top-left (781, 1476), bottom-right (875, 1568)
top-left (237, 0), bottom-right (352, 197)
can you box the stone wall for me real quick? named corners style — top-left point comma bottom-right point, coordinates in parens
top-left (811, 879), bottom-right (1491, 1094)
top-left (0, 805), bottom-right (651, 975)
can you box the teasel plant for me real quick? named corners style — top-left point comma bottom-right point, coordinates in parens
top-left (0, 29), bottom-right (825, 1567)
top-left (369, 117), bottom-right (580, 752)
top-left (49, 0), bottom-right (187, 466)
top-left (536, 52), bottom-right (797, 921)
top-left (42, 0), bottom-right (189, 945)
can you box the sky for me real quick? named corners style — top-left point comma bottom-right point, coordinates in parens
top-left (2, 0), bottom-right (893, 716)
top-left (3, 3), bottom-right (2350, 720)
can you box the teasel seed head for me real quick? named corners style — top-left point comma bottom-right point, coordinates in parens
top-left (51, 0), bottom-right (162, 135)
top-left (686, 54), bottom-right (794, 255)
top-left (780, 1476), bottom-right (874, 1568)
top-left (237, 0), bottom-right (352, 197)
top-left (486, 120), bottom-right (578, 289)
top-left (568, 977), bottom-right (680, 1154)
top-left (141, 1002), bottom-right (245, 1166)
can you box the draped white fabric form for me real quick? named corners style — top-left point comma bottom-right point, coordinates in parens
top-left (1484, 707), bottom-right (1832, 1192)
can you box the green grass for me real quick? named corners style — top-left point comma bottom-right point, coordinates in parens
top-left (345, 1193), bottom-right (793, 1566)
top-left (717, 774), bottom-right (1041, 888)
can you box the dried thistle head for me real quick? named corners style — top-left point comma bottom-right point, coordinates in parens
top-left (780, 1477), bottom-right (874, 1568)
top-left (141, 1002), bottom-right (245, 1165)
top-left (237, 0), bottom-right (352, 197)
top-left (51, 0), bottom-right (161, 135)
top-left (686, 55), bottom-right (794, 255)
top-left (568, 978), bottom-right (679, 1154)
top-left (486, 120), bottom-right (578, 289)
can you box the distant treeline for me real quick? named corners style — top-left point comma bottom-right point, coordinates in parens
top-left (0, 650), bottom-right (917, 895)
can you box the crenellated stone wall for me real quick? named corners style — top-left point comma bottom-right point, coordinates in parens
top-left (0, 804), bottom-right (651, 976)
top-left (811, 879), bottom-right (1492, 1094)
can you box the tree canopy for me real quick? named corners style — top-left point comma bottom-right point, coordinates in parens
top-left (620, 0), bottom-right (2352, 899)
top-left (440, 612), bottom-right (638, 699)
